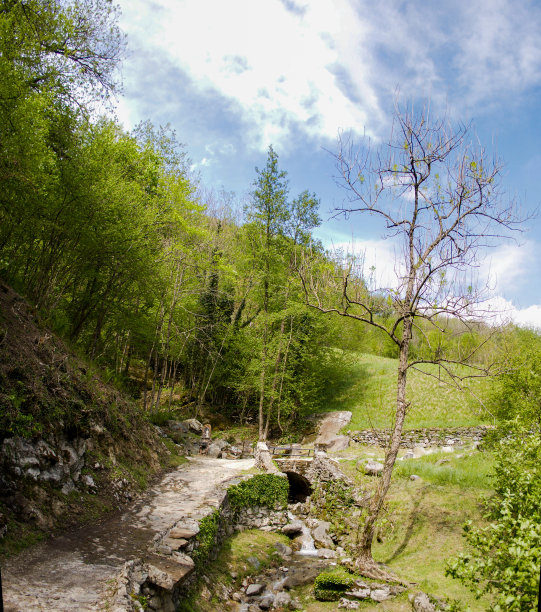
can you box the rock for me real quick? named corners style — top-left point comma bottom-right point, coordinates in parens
top-left (81, 474), bottom-right (96, 489)
top-left (273, 591), bottom-right (291, 608)
top-left (370, 588), bottom-right (391, 602)
top-left (312, 520), bottom-right (334, 549)
top-left (207, 443), bottom-right (222, 458)
top-left (169, 526), bottom-right (198, 539)
top-left (345, 587), bottom-right (370, 599)
top-left (338, 599), bottom-right (360, 609)
top-left (410, 591), bottom-right (436, 612)
top-left (232, 592), bottom-right (242, 602)
top-left (436, 458), bottom-right (451, 465)
top-left (410, 474), bottom-right (421, 481)
top-left (282, 520), bottom-right (303, 536)
top-left (314, 411), bottom-right (353, 445)
top-left (245, 583), bottom-right (265, 596)
top-left (316, 548), bottom-right (337, 558)
top-left (274, 541), bottom-right (292, 556)
top-left (254, 442), bottom-right (282, 475)
top-left (259, 593), bottom-right (275, 609)
top-left (364, 460), bottom-right (384, 476)
top-left (283, 566), bottom-right (322, 588)
top-left (441, 446), bottom-right (454, 453)
top-left (183, 419), bottom-right (203, 434)
top-left (324, 435), bottom-right (350, 452)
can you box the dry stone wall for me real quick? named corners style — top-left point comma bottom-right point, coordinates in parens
top-left (350, 425), bottom-right (493, 448)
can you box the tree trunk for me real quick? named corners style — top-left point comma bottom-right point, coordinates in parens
top-left (355, 317), bottom-right (412, 578)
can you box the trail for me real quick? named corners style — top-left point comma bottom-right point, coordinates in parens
top-left (3, 456), bottom-right (254, 611)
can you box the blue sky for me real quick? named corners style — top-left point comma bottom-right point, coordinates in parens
top-left (114, 0), bottom-right (541, 327)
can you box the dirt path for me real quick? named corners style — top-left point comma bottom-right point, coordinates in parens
top-left (3, 456), bottom-right (254, 611)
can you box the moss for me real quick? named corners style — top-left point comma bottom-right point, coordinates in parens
top-left (227, 474), bottom-right (288, 513)
top-left (192, 509), bottom-right (220, 567)
top-left (314, 567), bottom-right (356, 602)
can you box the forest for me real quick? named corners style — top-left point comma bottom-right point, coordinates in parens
top-left (0, 1), bottom-right (540, 610)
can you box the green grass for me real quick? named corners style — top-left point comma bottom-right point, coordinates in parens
top-left (179, 529), bottom-right (291, 612)
top-left (330, 450), bottom-right (495, 611)
top-left (393, 449), bottom-right (495, 489)
top-left (322, 352), bottom-right (493, 430)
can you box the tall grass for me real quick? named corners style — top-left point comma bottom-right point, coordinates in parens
top-left (393, 450), bottom-right (495, 489)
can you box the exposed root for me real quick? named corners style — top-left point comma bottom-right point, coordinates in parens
top-left (354, 554), bottom-right (411, 587)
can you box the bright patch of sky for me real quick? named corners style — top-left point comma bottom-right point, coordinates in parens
top-left (115, 0), bottom-right (541, 329)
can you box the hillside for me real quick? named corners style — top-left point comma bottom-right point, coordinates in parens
top-left (321, 352), bottom-right (492, 431)
top-left (0, 281), bottom-right (166, 556)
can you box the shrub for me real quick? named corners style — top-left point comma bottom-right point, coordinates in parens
top-left (446, 430), bottom-right (541, 611)
top-left (227, 474), bottom-right (288, 512)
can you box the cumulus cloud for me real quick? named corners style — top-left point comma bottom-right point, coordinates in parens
top-left (116, 0), bottom-right (541, 152)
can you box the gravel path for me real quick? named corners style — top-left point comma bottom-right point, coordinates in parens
top-left (3, 456), bottom-right (254, 611)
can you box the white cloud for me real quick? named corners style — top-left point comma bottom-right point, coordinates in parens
top-left (118, 0), bottom-right (382, 151)
top-left (482, 296), bottom-right (541, 330)
top-left (116, 0), bottom-right (541, 153)
top-left (480, 241), bottom-right (535, 296)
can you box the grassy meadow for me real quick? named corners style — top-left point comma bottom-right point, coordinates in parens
top-left (319, 352), bottom-right (493, 430)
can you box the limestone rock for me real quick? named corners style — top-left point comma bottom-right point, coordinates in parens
top-left (312, 520), bottom-right (334, 549)
top-left (245, 582), bottom-right (265, 596)
top-left (282, 520), bottom-right (303, 536)
top-left (183, 419), bottom-right (203, 434)
top-left (259, 593), bottom-right (274, 609)
top-left (273, 591), bottom-right (291, 608)
top-left (364, 460), bottom-right (384, 476)
top-left (207, 443), bottom-right (222, 458)
top-left (338, 599), bottom-right (360, 609)
top-left (410, 591), bottom-right (436, 612)
top-left (274, 541), bottom-right (292, 556)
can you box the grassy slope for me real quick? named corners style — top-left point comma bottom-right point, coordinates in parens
top-left (302, 449), bottom-right (495, 611)
top-left (321, 352), bottom-right (493, 430)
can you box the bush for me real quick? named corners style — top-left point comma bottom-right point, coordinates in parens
top-left (446, 430), bottom-right (541, 611)
top-left (227, 474), bottom-right (288, 512)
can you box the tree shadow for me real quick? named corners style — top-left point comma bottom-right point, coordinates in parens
top-left (313, 354), bottom-right (371, 415)
top-left (383, 485), bottom-right (429, 564)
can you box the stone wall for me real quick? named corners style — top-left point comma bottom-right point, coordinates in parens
top-left (107, 475), bottom-right (289, 611)
top-left (350, 425), bottom-right (493, 448)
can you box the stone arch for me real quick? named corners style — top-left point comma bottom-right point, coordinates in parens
top-left (285, 471), bottom-right (312, 503)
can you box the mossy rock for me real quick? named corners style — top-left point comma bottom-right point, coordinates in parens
top-left (314, 567), bottom-right (355, 602)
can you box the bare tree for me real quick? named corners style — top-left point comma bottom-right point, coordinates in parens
top-left (299, 104), bottom-right (521, 579)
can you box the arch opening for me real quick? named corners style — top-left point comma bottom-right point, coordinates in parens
top-left (285, 471), bottom-right (312, 503)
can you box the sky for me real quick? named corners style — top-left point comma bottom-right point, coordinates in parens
top-left (114, 0), bottom-right (541, 328)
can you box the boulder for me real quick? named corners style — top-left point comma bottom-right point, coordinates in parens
top-left (207, 443), bottom-right (222, 458)
top-left (245, 583), bottom-right (265, 596)
top-left (312, 520), bottom-right (334, 549)
top-left (410, 592), bottom-right (436, 612)
top-left (183, 419), bottom-right (203, 434)
top-left (254, 442), bottom-right (281, 475)
top-left (364, 460), bottom-right (384, 476)
top-left (273, 591), bottom-right (291, 608)
top-left (281, 521), bottom-right (303, 536)
top-left (274, 541), bottom-right (292, 556)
